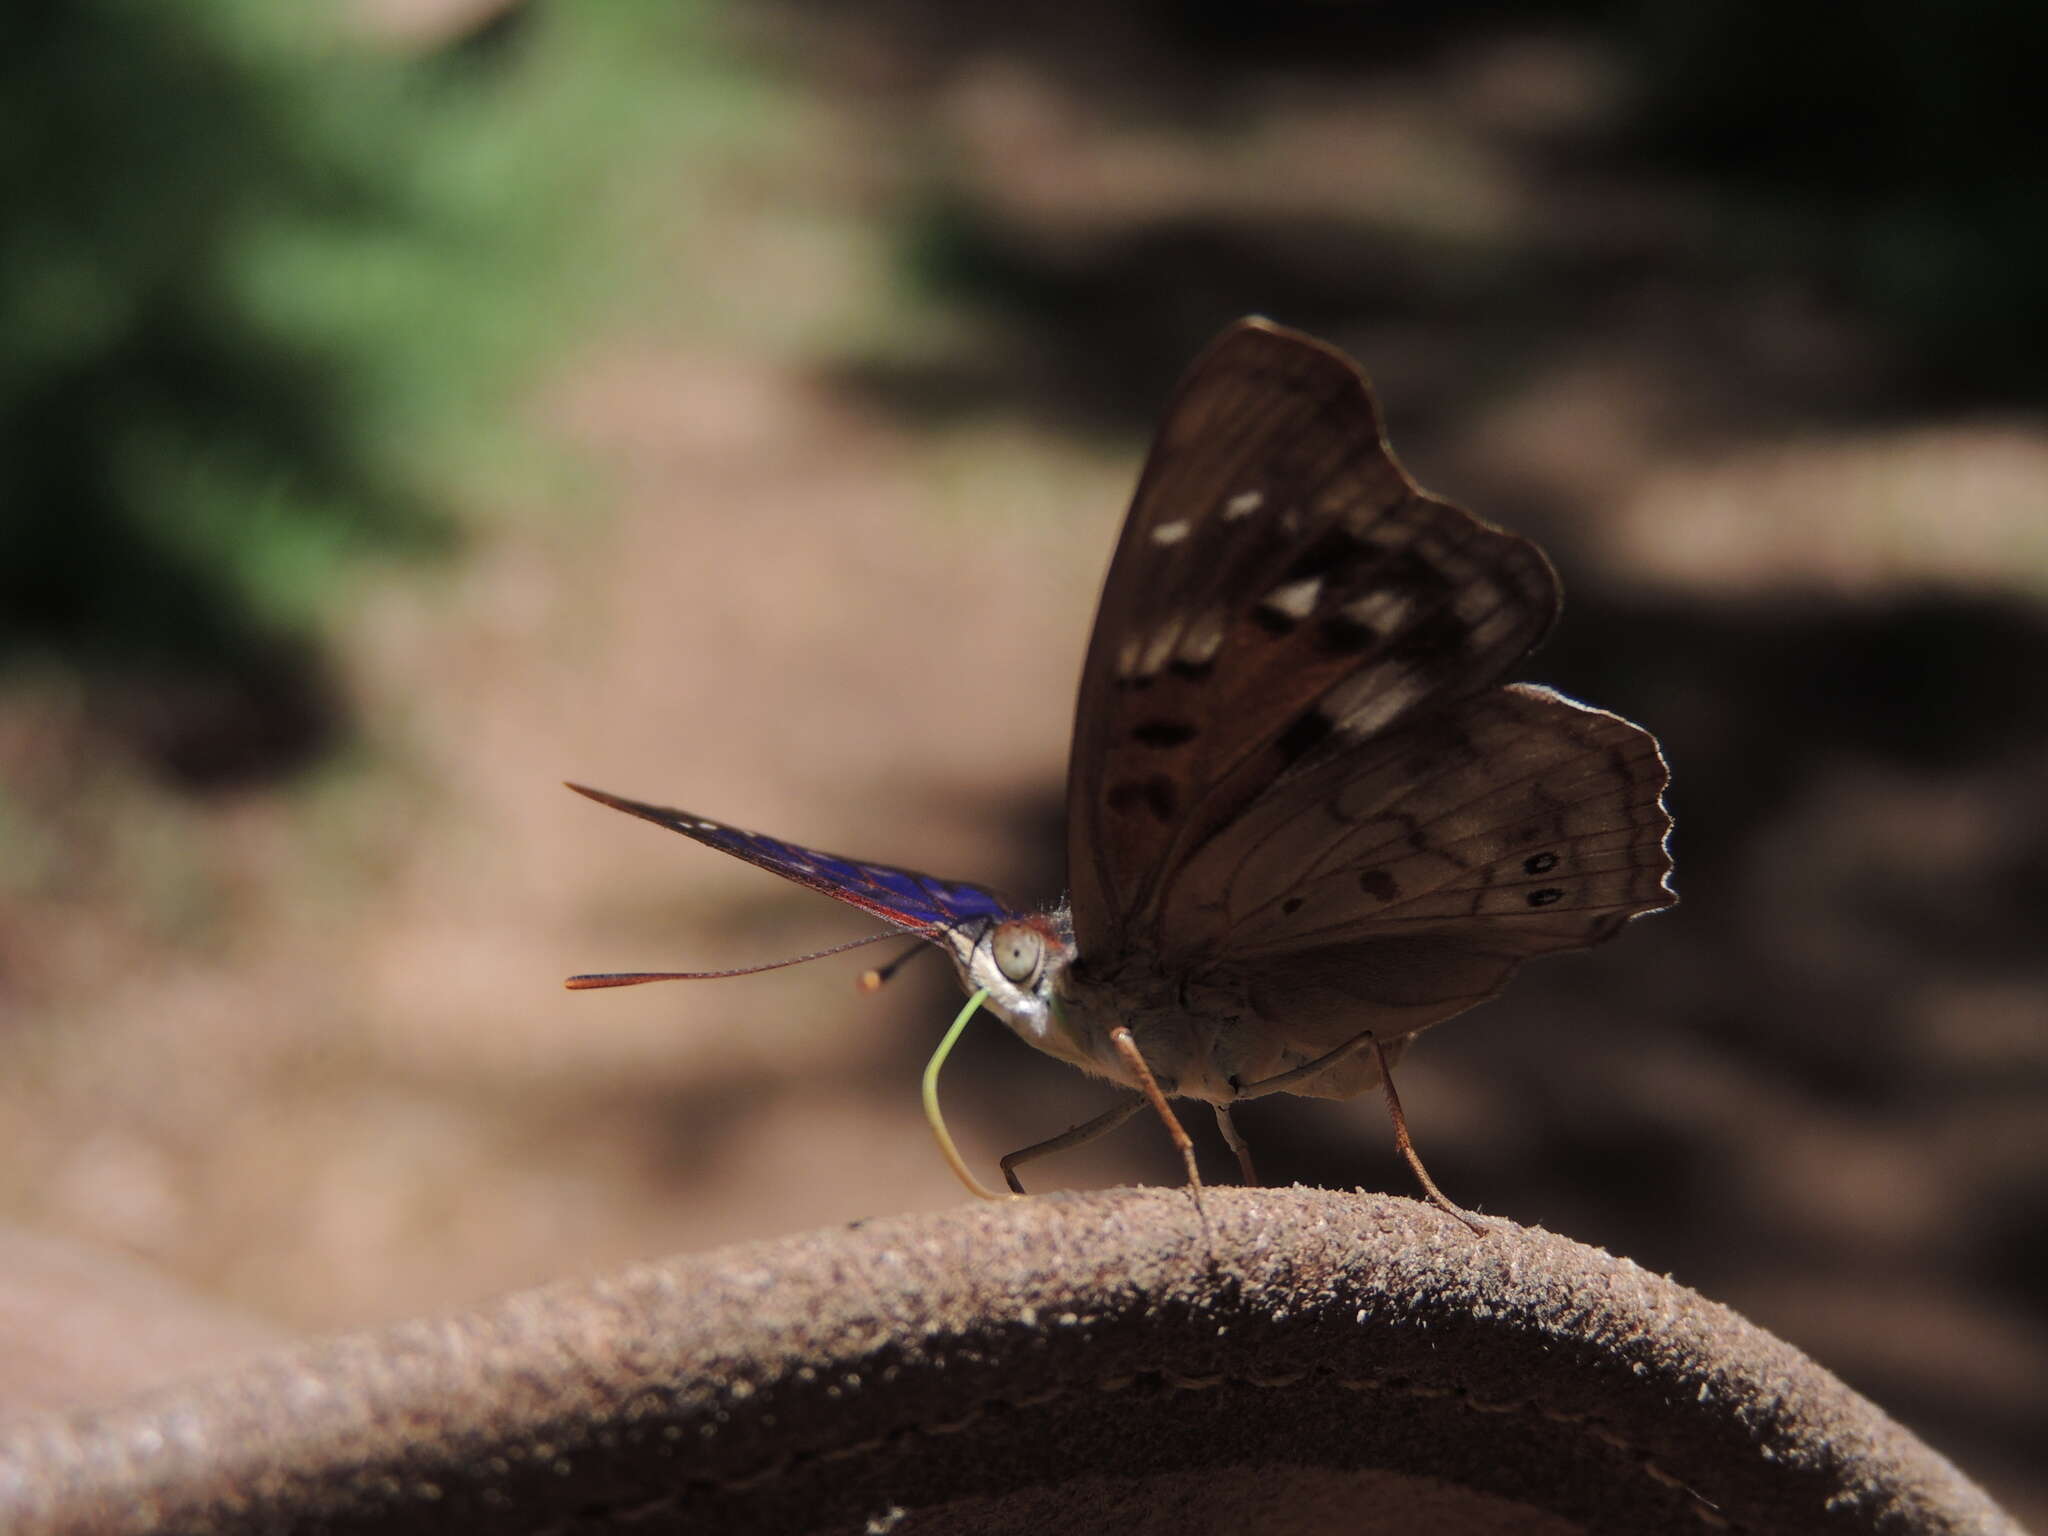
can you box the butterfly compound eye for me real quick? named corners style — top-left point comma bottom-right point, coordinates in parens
top-left (990, 922), bottom-right (1044, 984)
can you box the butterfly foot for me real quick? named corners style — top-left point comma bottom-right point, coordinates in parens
top-left (1416, 1185), bottom-right (1490, 1239)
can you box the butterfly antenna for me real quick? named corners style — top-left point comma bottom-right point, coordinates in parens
top-left (857, 942), bottom-right (932, 994)
top-left (1373, 1036), bottom-right (1487, 1236)
top-left (565, 929), bottom-right (899, 989)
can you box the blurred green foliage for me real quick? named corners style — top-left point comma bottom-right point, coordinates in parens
top-left (0, 1), bottom-right (758, 776)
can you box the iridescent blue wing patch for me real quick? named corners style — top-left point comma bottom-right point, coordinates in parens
top-left (567, 783), bottom-right (1017, 937)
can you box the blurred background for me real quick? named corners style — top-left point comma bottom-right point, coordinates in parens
top-left (0, 0), bottom-right (2042, 1519)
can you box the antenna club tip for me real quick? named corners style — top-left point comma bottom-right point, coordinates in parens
top-left (856, 969), bottom-right (884, 993)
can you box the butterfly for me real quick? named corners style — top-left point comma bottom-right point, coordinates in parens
top-left (568, 317), bottom-right (1675, 1221)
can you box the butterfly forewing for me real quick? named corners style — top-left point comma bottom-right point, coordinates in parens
top-left (1067, 319), bottom-right (1562, 959)
top-left (565, 783), bottom-right (1017, 938)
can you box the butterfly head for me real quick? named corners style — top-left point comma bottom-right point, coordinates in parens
top-left (944, 909), bottom-right (1101, 1072)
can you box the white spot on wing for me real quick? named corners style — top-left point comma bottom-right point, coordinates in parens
top-left (1323, 661), bottom-right (1428, 736)
top-left (1341, 589), bottom-right (1413, 634)
top-left (1136, 614), bottom-right (1188, 677)
top-left (1258, 576), bottom-right (1323, 623)
top-left (1453, 579), bottom-right (1502, 625)
top-left (1150, 519), bottom-right (1192, 547)
top-left (1223, 490), bottom-right (1264, 520)
top-left (1467, 603), bottom-right (1521, 651)
top-left (1176, 610), bottom-right (1227, 667)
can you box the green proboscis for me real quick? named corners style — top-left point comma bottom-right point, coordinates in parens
top-left (921, 987), bottom-right (1012, 1201)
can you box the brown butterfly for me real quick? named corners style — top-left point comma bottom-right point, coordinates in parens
top-left (570, 318), bottom-right (1675, 1224)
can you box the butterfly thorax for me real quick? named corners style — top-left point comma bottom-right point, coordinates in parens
top-left (1056, 952), bottom-right (1257, 1102)
top-left (948, 907), bottom-right (1373, 1105)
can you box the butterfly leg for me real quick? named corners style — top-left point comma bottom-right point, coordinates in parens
top-left (1109, 1027), bottom-right (1207, 1226)
top-left (1371, 1036), bottom-right (1486, 1237)
top-left (1000, 1094), bottom-right (1143, 1195)
top-left (1212, 1104), bottom-right (1258, 1185)
top-left (1233, 1030), bottom-right (1485, 1235)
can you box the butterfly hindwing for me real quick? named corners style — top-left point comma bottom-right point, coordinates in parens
top-left (1066, 318), bottom-right (1562, 959)
top-left (1186, 683), bottom-right (1674, 959)
top-left (1164, 683), bottom-right (1673, 1084)
top-left (566, 784), bottom-right (1015, 938)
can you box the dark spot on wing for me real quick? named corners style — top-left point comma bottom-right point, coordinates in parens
top-left (1107, 775), bottom-right (1179, 822)
top-left (1523, 852), bottom-right (1559, 875)
top-left (1281, 897), bottom-right (1304, 915)
top-left (1527, 888), bottom-right (1565, 907)
top-left (1381, 572), bottom-right (1480, 670)
top-left (1274, 709), bottom-right (1333, 764)
top-left (1279, 526), bottom-right (1373, 587)
top-left (1358, 870), bottom-right (1399, 903)
top-left (1132, 719), bottom-right (1198, 749)
top-left (1252, 603), bottom-right (1299, 636)
top-left (1316, 612), bottom-right (1378, 653)
top-left (1168, 655), bottom-right (1215, 681)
